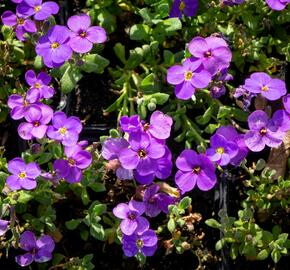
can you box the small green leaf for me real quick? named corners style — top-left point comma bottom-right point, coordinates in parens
top-left (81, 54), bottom-right (109, 74)
top-left (65, 219), bottom-right (81, 230)
top-left (178, 196), bottom-right (191, 210)
top-left (167, 218), bottom-right (176, 233)
top-left (113, 43), bottom-right (126, 64)
top-left (130, 24), bottom-right (150, 41)
top-left (205, 219), bottom-right (221, 229)
top-left (257, 249), bottom-right (269, 260)
top-left (215, 239), bottom-right (225, 250)
top-left (60, 66), bottom-right (83, 93)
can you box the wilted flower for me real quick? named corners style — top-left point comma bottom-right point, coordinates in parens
top-left (47, 111), bottom-right (82, 146)
top-left (122, 229), bottom-right (157, 257)
top-left (113, 200), bottom-right (149, 236)
top-left (1, 11), bottom-right (36, 41)
top-left (17, 0), bottom-right (59, 20)
top-left (283, 94), bottom-right (290, 114)
top-left (169, 0), bottom-right (198, 18)
top-left (188, 36), bottom-right (232, 75)
top-left (233, 86), bottom-right (256, 110)
top-left (15, 231), bottom-right (55, 267)
top-left (175, 150), bottom-right (217, 193)
top-left (6, 157), bottom-right (41, 190)
top-left (210, 69), bottom-right (233, 99)
top-left (67, 14), bottom-right (106, 53)
top-left (0, 219), bottom-right (9, 236)
top-left (36, 25), bottom-right (72, 68)
top-left (167, 58), bottom-right (212, 100)
top-left (243, 72), bottom-right (286, 101)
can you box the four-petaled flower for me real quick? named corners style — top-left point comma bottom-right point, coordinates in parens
top-left (169, 0), bottom-right (198, 18)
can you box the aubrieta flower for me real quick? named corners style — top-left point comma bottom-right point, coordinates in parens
top-left (47, 111), bottom-right (82, 146)
top-left (270, 110), bottom-right (290, 133)
top-left (17, 104), bottom-right (53, 140)
top-left (1, 11), bottom-right (37, 41)
top-left (6, 157), bottom-right (41, 190)
top-left (175, 149), bottom-right (217, 193)
top-left (243, 72), bottom-right (286, 101)
top-left (215, 126), bottom-right (249, 166)
top-left (25, 70), bottom-right (55, 101)
top-left (67, 14), bottom-right (106, 54)
top-left (120, 115), bottom-right (142, 133)
top-left (122, 229), bottom-right (157, 257)
top-left (17, 0), bottom-right (59, 21)
top-left (169, 0), bottom-right (198, 18)
top-left (210, 69), bottom-right (233, 99)
top-left (36, 25), bottom-right (72, 68)
top-left (221, 0), bottom-right (245, 6)
top-left (206, 134), bottom-right (239, 166)
top-left (15, 231), bottom-right (55, 267)
top-left (8, 94), bottom-right (35, 120)
top-left (53, 145), bottom-right (92, 183)
top-left (244, 110), bottom-right (285, 152)
top-left (265, 0), bottom-right (290, 10)
top-left (0, 219), bottom-right (9, 236)
top-left (233, 86), bottom-right (256, 110)
top-left (188, 36), bottom-right (232, 75)
top-left (12, 0), bottom-right (24, 3)
top-left (113, 200), bottom-right (149, 236)
top-left (283, 94), bottom-right (290, 114)
top-left (167, 58), bottom-right (212, 100)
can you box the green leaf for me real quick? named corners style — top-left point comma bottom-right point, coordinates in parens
top-left (178, 196), bottom-right (191, 210)
top-left (167, 218), bottom-right (176, 233)
top-left (205, 219), bottom-right (221, 229)
top-left (230, 244), bottom-right (239, 260)
top-left (257, 249), bottom-right (269, 260)
top-left (91, 203), bottom-right (107, 216)
top-left (17, 191), bottom-right (33, 204)
top-left (271, 249), bottom-right (281, 263)
top-left (163, 50), bottom-right (175, 66)
top-left (90, 223), bottom-right (105, 240)
top-left (65, 219), bottom-right (81, 230)
top-left (89, 183), bottom-right (106, 193)
top-left (130, 24), bottom-right (150, 41)
top-left (150, 93), bottom-right (169, 105)
top-left (60, 66), bottom-right (83, 93)
top-left (81, 54), bottom-right (109, 74)
top-left (37, 153), bottom-right (52, 165)
top-left (140, 73), bottom-right (156, 93)
top-left (215, 239), bottom-right (225, 250)
top-left (161, 18), bottom-right (182, 34)
top-left (126, 49), bottom-right (143, 69)
top-left (114, 43), bottom-right (126, 64)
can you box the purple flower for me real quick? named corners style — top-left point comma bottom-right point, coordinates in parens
top-left (167, 58), bottom-right (212, 100)
top-left (36, 25), bottom-right (72, 68)
top-left (17, 104), bottom-right (53, 140)
top-left (11, 0), bottom-right (24, 3)
top-left (188, 36), bottom-right (232, 75)
top-left (143, 111), bottom-right (173, 140)
top-left (46, 112), bottom-right (82, 146)
top-left (113, 200), bottom-right (149, 236)
top-left (210, 69), bottom-right (233, 98)
top-left (270, 110), bottom-right (290, 133)
top-left (175, 150), bottom-right (217, 193)
top-left (206, 134), bottom-right (239, 166)
top-left (243, 72), bottom-right (286, 101)
top-left (119, 133), bottom-right (166, 184)
top-left (120, 115), bottom-right (142, 133)
top-left (25, 70), bottom-right (55, 101)
top-left (283, 94), bottom-right (290, 114)
top-left (244, 110), bottom-right (285, 152)
top-left (67, 14), bottom-right (106, 54)
top-left (221, 0), bottom-right (245, 6)
top-left (17, 0), bottom-right (59, 21)
top-left (233, 86), bottom-right (256, 110)
top-left (122, 229), bottom-right (157, 257)
top-left (265, 0), bottom-right (290, 10)
top-left (215, 126), bottom-right (248, 166)
top-left (0, 219), bottom-right (9, 236)
top-left (54, 145), bottom-right (92, 183)
top-left (8, 94), bottom-right (36, 120)
top-left (1, 11), bottom-right (37, 41)
top-left (6, 157), bottom-right (41, 190)
top-left (169, 0), bottom-right (198, 18)
top-left (15, 231), bottom-right (55, 267)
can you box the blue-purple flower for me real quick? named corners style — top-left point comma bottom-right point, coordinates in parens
top-left (169, 0), bottom-right (198, 18)
top-left (0, 219), bottom-right (9, 236)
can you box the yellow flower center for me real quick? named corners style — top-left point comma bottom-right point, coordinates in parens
top-left (193, 166), bottom-right (201, 174)
top-left (51, 42), bottom-right (60, 49)
top-left (136, 239), bottom-right (144, 248)
top-left (17, 18), bottom-right (25, 25)
top-left (138, 149), bottom-right (147, 158)
top-left (216, 147), bottom-right (225, 154)
top-left (34, 83), bottom-right (42, 89)
top-left (18, 172), bottom-right (27, 179)
top-left (143, 123), bottom-right (150, 131)
top-left (184, 71), bottom-right (193, 81)
top-left (23, 100), bottom-right (29, 107)
top-left (68, 158), bottom-right (76, 166)
top-left (260, 128), bottom-right (267, 135)
top-left (59, 127), bottom-right (67, 135)
top-left (34, 5), bottom-right (41, 12)
top-left (179, 1), bottom-right (186, 11)
top-left (261, 85), bottom-right (268, 92)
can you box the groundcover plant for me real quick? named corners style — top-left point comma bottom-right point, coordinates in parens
top-left (0, 0), bottom-right (289, 269)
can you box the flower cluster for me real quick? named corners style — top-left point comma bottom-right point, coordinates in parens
top-left (167, 35), bottom-right (232, 100)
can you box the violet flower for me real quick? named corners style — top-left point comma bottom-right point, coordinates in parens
top-left (270, 110), bottom-right (290, 133)
top-left (67, 14), bottom-right (106, 54)
top-left (120, 115), bottom-right (142, 133)
top-left (221, 0), bottom-right (245, 6)
top-left (265, 0), bottom-right (290, 10)
top-left (206, 134), bottom-right (239, 166)
top-left (15, 231), bottom-right (55, 267)
top-left (47, 111), bottom-right (82, 146)
top-left (53, 145), bottom-right (92, 183)
top-left (283, 94), bottom-right (290, 114)
top-left (17, 104), bottom-right (53, 140)
top-left (8, 94), bottom-right (36, 120)
top-left (17, 0), bottom-right (59, 21)
top-left (167, 58), bottom-right (212, 100)
top-left (113, 200), bottom-right (149, 236)
top-left (233, 86), bottom-right (256, 110)
top-left (36, 25), bottom-right (72, 68)
top-left (11, 0), bottom-right (24, 3)
top-left (175, 150), bottom-right (217, 193)
top-left (0, 219), bottom-right (9, 236)
top-left (122, 229), bottom-right (157, 257)
top-left (243, 72), bottom-right (286, 101)
top-left (210, 69), bottom-right (233, 99)
top-left (1, 11), bottom-right (37, 41)
top-left (169, 0), bottom-right (198, 18)
top-left (25, 70), bottom-right (55, 101)
top-left (6, 157), bottom-right (41, 190)
top-left (188, 36), bottom-right (232, 75)
top-left (244, 110), bottom-right (285, 152)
